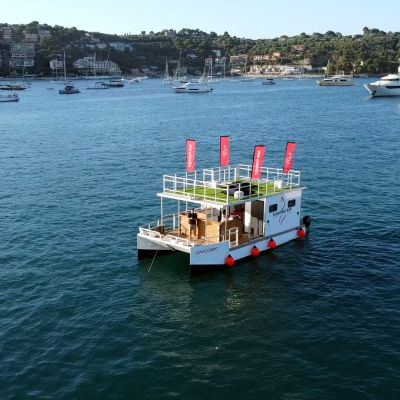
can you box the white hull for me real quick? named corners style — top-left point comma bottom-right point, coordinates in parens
top-left (173, 81), bottom-right (213, 93)
top-left (317, 80), bottom-right (353, 86)
top-left (137, 185), bottom-right (309, 273)
top-left (0, 95), bottom-right (19, 102)
top-left (173, 87), bottom-right (212, 93)
top-left (138, 225), bottom-right (307, 269)
top-left (364, 83), bottom-right (400, 97)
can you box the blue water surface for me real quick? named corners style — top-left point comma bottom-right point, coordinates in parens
top-left (1, 79), bottom-right (400, 399)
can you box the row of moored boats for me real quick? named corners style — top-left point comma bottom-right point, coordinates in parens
top-left (2, 67), bottom-right (400, 100)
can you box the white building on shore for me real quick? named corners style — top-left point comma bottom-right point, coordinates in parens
top-left (73, 56), bottom-right (121, 75)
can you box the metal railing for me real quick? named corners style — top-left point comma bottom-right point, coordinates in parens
top-left (139, 221), bottom-right (240, 249)
top-left (139, 213), bottom-right (179, 232)
top-left (164, 235), bottom-right (190, 247)
top-left (162, 165), bottom-right (301, 204)
top-left (228, 227), bottom-right (239, 247)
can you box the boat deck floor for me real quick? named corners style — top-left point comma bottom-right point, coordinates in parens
top-left (165, 229), bottom-right (260, 246)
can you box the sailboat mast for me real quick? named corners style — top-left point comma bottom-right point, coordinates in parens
top-left (165, 59), bottom-right (169, 77)
top-left (63, 49), bottom-right (67, 80)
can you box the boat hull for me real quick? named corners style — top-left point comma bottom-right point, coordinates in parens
top-left (0, 95), bottom-right (19, 102)
top-left (317, 80), bottom-right (353, 86)
top-left (0, 86), bottom-right (27, 91)
top-left (59, 90), bottom-right (80, 94)
top-left (59, 85), bottom-right (80, 94)
top-left (261, 80), bottom-right (276, 85)
top-left (173, 88), bottom-right (212, 93)
top-left (364, 83), bottom-right (400, 97)
top-left (137, 225), bottom-right (308, 273)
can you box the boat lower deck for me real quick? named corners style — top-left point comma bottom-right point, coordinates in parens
top-left (165, 228), bottom-right (261, 247)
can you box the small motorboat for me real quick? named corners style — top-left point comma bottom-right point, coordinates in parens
top-left (108, 76), bottom-right (124, 87)
top-left (59, 85), bottom-right (80, 94)
top-left (261, 78), bottom-right (276, 85)
top-left (87, 81), bottom-right (109, 90)
top-left (0, 93), bottom-right (19, 102)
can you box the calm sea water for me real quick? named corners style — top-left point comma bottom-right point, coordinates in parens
top-left (1, 79), bottom-right (400, 399)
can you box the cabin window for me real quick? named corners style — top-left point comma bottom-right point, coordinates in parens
top-left (269, 204), bottom-right (277, 213)
top-left (288, 199), bottom-right (296, 208)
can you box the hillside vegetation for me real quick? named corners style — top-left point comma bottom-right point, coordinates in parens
top-left (1, 21), bottom-right (400, 76)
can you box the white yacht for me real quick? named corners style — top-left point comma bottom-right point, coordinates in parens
top-left (173, 82), bottom-right (213, 93)
top-left (364, 68), bottom-right (400, 97)
top-left (0, 93), bottom-right (19, 102)
top-left (316, 75), bottom-right (354, 86)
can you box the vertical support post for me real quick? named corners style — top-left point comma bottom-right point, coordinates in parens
top-left (224, 205), bottom-right (228, 242)
top-left (205, 206), bottom-right (208, 242)
top-left (177, 200), bottom-right (181, 233)
top-left (160, 197), bottom-right (163, 225)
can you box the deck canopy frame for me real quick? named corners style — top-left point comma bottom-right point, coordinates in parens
top-left (146, 164), bottom-right (303, 242)
top-left (159, 164), bottom-right (302, 208)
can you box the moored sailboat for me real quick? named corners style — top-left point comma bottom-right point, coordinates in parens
top-left (316, 60), bottom-right (353, 86)
top-left (59, 50), bottom-right (80, 94)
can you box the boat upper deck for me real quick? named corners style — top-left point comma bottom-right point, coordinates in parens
top-left (159, 164), bottom-right (302, 206)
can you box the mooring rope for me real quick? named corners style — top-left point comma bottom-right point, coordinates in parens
top-left (147, 249), bottom-right (159, 273)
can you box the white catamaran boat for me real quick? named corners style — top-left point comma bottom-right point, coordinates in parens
top-left (137, 164), bottom-right (310, 275)
top-left (316, 75), bottom-right (354, 86)
top-left (364, 67), bottom-right (400, 97)
top-left (173, 82), bottom-right (213, 93)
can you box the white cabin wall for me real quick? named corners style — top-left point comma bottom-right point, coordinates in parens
top-left (264, 189), bottom-right (303, 237)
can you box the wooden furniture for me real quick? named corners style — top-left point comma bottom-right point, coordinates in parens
top-left (180, 211), bottom-right (243, 241)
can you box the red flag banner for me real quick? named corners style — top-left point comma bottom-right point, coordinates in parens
top-left (186, 139), bottom-right (196, 172)
top-left (220, 136), bottom-right (230, 166)
top-left (251, 145), bottom-right (265, 180)
top-left (283, 141), bottom-right (296, 173)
